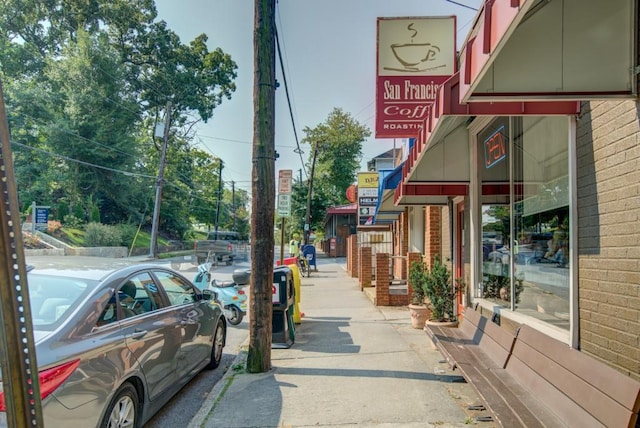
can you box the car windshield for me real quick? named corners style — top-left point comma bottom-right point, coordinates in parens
top-left (27, 273), bottom-right (95, 329)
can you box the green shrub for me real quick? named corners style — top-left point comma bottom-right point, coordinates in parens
top-left (63, 214), bottom-right (84, 228)
top-left (114, 224), bottom-right (138, 247)
top-left (57, 201), bottom-right (69, 220)
top-left (84, 223), bottom-right (122, 247)
top-left (408, 260), bottom-right (427, 306)
top-left (423, 256), bottom-right (457, 322)
top-left (89, 205), bottom-right (101, 223)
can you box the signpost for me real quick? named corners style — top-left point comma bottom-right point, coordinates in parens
top-left (277, 170), bottom-right (293, 263)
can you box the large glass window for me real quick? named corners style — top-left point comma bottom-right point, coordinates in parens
top-left (477, 116), bottom-right (571, 330)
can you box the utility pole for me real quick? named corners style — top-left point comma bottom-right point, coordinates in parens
top-left (215, 159), bottom-right (224, 234)
top-left (150, 102), bottom-right (171, 258)
top-left (248, 0), bottom-right (276, 373)
top-left (304, 143), bottom-right (319, 246)
top-left (232, 181), bottom-right (236, 231)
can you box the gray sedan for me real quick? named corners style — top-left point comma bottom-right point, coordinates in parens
top-left (1, 263), bottom-right (226, 428)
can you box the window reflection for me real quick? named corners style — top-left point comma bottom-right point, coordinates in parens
top-left (477, 116), bottom-right (571, 330)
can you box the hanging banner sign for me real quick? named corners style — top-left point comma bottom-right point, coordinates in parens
top-left (375, 16), bottom-right (456, 138)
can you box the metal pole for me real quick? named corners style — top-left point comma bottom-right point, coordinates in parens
top-left (149, 101), bottom-right (171, 258)
top-left (0, 80), bottom-right (44, 427)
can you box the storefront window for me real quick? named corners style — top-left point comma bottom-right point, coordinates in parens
top-left (477, 116), bottom-right (571, 330)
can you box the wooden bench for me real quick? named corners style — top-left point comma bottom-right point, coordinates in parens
top-left (425, 308), bottom-right (640, 428)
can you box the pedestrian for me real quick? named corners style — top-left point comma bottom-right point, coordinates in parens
top-left (288, 233), bottom-right (300, 258)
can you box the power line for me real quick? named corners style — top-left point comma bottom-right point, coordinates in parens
top-left (275, 19), bottom-right (307, 179)
top-left (442, 0), bottom-right (479, 11)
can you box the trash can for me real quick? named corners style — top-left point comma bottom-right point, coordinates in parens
top-left (272, 265), bottom-right (295, 348)
top-left (301, 245), bottom-right (317, 271)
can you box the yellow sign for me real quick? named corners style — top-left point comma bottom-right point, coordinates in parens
top-left (357, 172), bottom-right (378, 188)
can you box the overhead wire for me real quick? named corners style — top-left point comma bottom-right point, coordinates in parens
top-left (275, 9), bottom-right (308, 179)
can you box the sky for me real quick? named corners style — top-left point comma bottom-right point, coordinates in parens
top-left (154, 0), bottom-right (482, 194)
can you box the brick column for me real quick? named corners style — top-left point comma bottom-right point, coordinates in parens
top-left (376, 252), bottom-right (390, 306)
top-left (400, 209), bottom-right (409, 279)
top-left (346, 236), bottom-right (352, 273)
top-left (359, 246), bottom-right (372, 290)
top-left (425, 206), bottom-right (441, 268)
top-left (407, 252), bottom-right (422, 303)
top-left (350, 235), bottom-right (359, 278)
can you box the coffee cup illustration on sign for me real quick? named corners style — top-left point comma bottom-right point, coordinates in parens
top-left (385, 23), bottom-right (444, 73)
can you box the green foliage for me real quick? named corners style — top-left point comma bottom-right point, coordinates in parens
top-left (63, 214), bottom-right (84, 229)
top-left (2, 1), bottom-right (244, 239)
top-left (57, 201), bottom-right (69, 220)
top-left (423, 256), bottom-right (457, 322)
top-left (483, 274), bottom-right (524, 305)
top-left (408, 260), bottom-right (427, 306)
top-left (113, 224), bottom-right (138, 247)
top-left (84, 223), bottom-right (122, 246)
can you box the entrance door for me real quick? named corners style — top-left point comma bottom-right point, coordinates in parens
top-left (456, 202), bottom-right (465, 319)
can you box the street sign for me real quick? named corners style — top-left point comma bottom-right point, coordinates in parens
top-left (277, 193), bottom-right (291, 217)
top-left (278, 169), bottom-right (293, 194)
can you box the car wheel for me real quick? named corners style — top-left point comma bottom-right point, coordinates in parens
top-left (100, 383), bottom-right (138, 428)
top-left (226, 306), bottom-right (243, 325)
top-left (205, 318), bottom-right (226, 370)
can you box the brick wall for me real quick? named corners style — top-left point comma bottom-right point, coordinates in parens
top-left (359, 246), bottom-right (372, 289)
top-left (577, 99), bottom-right (640, 381)
top-left (375, 253), bottom-right (390, 306)
top-left (349, 235), bottom-right (358, 278)
top-left (424, 206), bottom-right (442, 268)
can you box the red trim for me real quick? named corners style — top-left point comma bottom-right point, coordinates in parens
top-left (483, 0), bottom-right (495, 54)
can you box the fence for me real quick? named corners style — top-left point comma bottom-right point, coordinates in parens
top-left (357, 229), bottom-right (393, 279)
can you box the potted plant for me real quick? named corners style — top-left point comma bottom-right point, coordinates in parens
top-left (408, 260), bottom-right (430, 329)
top-left (423, 256), bottom-right (458, 326)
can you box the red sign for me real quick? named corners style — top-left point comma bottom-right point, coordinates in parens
top-left (484, 126), bottom-right (507, 169)
top-left (345, 184), bottom-right (357, 203)
top-left (376, 75), bottom-right (449, 138)
top-left (376, 17), bottom-right (456, 138)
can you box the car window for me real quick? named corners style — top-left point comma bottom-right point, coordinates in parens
top-left (154, 270), bottom-right (197, 306)
top-left (96, 273), bottom-right (166, 326)
top-left (28, 274), bottom-right (91, 328)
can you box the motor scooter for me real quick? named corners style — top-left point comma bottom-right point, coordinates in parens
top-left (211, 275), bottom-right (247, 326)
top-left (192, 252), bottom-right (248, 326)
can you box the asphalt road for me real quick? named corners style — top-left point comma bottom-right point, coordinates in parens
top-left (24, 253), bottom-right (250, 428)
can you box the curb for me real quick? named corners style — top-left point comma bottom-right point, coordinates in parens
top-left (187, 340), bottom-right (249, 428)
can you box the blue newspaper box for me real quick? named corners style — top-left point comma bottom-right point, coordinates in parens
top-left (272, 265), bottom-right (295, 348)
top-left (301, 245), bottom-right (317, 271)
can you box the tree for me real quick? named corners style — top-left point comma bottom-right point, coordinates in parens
top-left (289, 108), bottom-right (370, 237)
top-left (1, 1), bottom-right (241, 238)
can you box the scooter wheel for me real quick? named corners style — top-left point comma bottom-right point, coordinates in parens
top-left (226, 306), bottom-right (243, 325)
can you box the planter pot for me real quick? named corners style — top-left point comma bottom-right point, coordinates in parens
top-left (408, 304), bottom-right (430, 329)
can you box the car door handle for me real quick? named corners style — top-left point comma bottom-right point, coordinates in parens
top-left (128, 329), bottom-right (147, 340)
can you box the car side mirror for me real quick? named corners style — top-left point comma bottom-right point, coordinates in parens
top-left (200, 289), bottom-right (214, 301)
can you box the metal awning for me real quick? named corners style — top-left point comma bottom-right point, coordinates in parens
top-left (396, 72), bottom-right (580, 205)
top-left (458, 0), bottom-right (637, 103)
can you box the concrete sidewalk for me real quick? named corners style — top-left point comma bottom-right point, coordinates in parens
top-left (188, 254), bottom-right (495, 428)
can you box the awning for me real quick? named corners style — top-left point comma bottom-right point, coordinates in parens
top-left (458, 0), bottom-right (636, 103)
top-left (373, 164), bottom-right (405, 224)
top-left (397, 72), bottom-right (580, 205)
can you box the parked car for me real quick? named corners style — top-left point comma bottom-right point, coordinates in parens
top-left (0, 263), bottom-right (227, 428)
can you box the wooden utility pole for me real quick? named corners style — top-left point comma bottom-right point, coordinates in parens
top-left (150, 102), bottom-right (171, 258)
top-left (304, 143), bottom-right (319, 246)
top-left (248, 0), bottom-right (276, 373)
top-left (215, 159), bottom-right (224, 234)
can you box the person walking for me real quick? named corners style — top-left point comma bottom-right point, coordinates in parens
top-left (288, 233), bottom-right (300, 258)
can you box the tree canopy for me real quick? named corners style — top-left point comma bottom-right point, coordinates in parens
top-left (1, 0), bottom-right (247, 239)
top-left (287, 107), bottom-right (370, 239)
